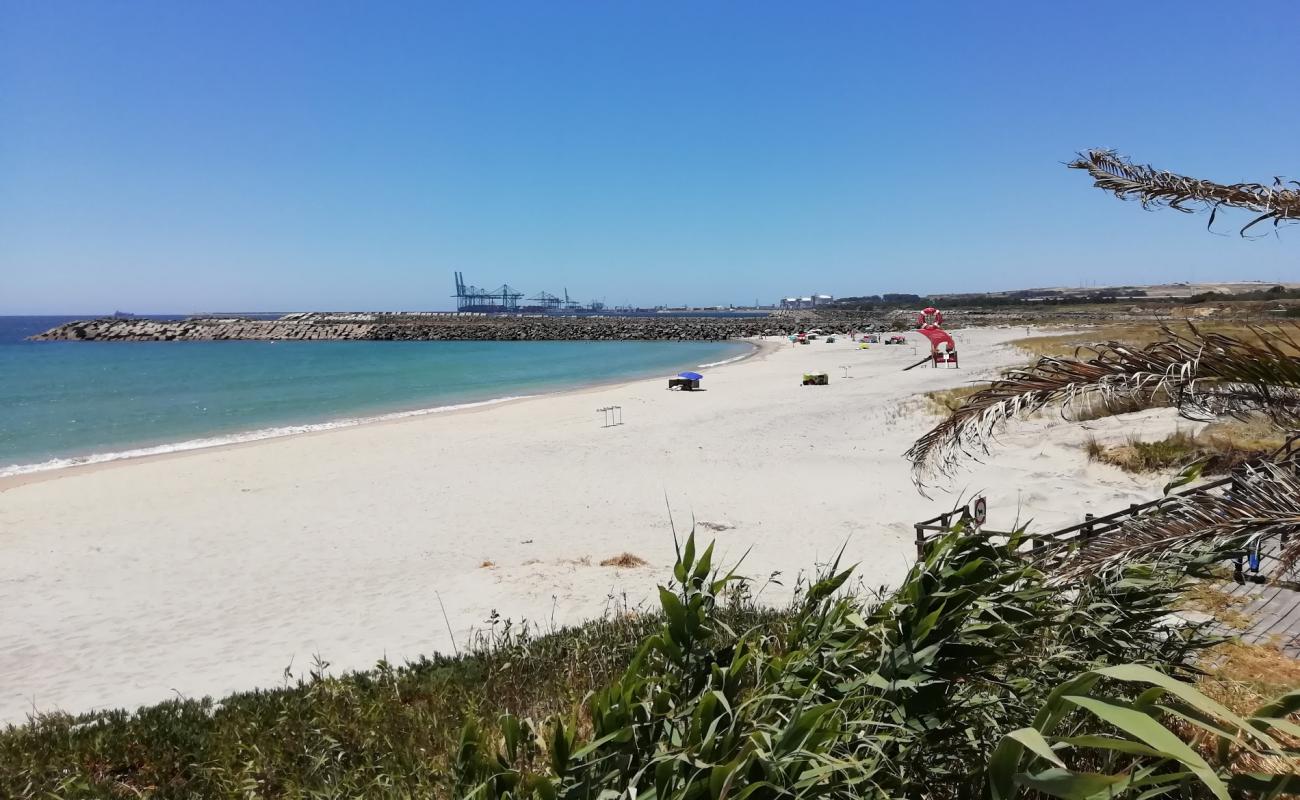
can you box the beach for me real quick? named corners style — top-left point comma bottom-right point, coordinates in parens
top-left (0, 327), bottom-right (1186, 723)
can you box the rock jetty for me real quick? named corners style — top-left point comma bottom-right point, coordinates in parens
top-left (30, 312), bottom-right (876, 343)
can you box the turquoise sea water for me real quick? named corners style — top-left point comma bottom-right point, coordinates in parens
top-left (0, 317), bottom-right (750, 473)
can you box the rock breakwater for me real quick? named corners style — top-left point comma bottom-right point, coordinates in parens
top-left (31, 313), bottom-right (875, 343)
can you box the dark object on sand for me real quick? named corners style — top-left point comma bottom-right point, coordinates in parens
top-left (802, 372), bottom-right (829, 386)
top-left (669, 377), bottom-right (700, 390)
top-left (903, 350), bottom-right (959, 371)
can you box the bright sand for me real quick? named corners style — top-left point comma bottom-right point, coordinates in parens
top-left (0, 327), bottom-right (1191, 723)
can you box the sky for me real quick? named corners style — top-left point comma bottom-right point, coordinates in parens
top-left (2, 1), bottom-right (1298, 314)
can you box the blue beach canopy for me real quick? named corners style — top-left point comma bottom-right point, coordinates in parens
top-left (678, 371), bottom-right (703, 381)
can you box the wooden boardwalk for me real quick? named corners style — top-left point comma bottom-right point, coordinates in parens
top-left (915, 467), bottom-right (1300, 659)
top-left (1216, 579), bottom-right (1300, 657)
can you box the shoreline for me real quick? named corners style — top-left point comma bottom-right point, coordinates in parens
top-left (0, 339), bottom-right (765, 489)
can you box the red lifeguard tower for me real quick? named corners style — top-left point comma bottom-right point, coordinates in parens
top-left (917, 307), bottom-right (957, 368)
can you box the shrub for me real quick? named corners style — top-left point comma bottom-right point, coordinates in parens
top-left (455, 531), bottom-right (1220, 799)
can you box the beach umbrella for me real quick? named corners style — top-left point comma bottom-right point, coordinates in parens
top-left (678, 371), bottom-right (703, 381)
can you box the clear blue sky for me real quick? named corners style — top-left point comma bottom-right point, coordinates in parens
top-left (2, 1), bottom-right (1297, 313)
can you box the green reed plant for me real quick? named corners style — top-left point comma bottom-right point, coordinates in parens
top-left (989, 664), bottom-right (1300, 799)
top-left (454, 529), bottom-right (1222, 799)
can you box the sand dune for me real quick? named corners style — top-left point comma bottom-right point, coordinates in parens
top-left (0, 327), bottom-right (1182, 723)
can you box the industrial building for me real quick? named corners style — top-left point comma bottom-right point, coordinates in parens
top-left (779, 294), bottom-right (833, 310)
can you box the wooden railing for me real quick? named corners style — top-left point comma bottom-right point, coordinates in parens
top-left (914, 461), bottom-right (1297, 581)
top-left (914, 472), bottom-right (1233, 558)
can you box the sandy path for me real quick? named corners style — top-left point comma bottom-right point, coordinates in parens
top-left (0, 327), bottom-right (1185, 722)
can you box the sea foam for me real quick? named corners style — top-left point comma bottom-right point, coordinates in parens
top-left (0, 395), bottom-right (534, 478)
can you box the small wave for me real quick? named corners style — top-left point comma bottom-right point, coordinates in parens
top-left (697, 345), bottom-right (757, 369)
top-left (0, 395), bottom-right (535, 478)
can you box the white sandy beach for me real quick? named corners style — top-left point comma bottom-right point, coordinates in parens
top-left (0, 327), bottom-right (1195, 723)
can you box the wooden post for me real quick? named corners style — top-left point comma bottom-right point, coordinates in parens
top-left (1231, 472), bottom-right (1245, 584)
top-left (1082, 513), bottom-right (1095, 540)
top-left (915, 524), bottom-right (927, 561)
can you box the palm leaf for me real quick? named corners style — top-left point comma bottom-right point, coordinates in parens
top-left (905, 324), bottom-right (1300, 491)
top-left (1054, 461), bottom-right (1300, 577)
top-left (1069, 149), bottom-right (1300, 236)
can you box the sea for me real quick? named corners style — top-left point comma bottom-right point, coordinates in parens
top-left (0, 316), bottom-right (752, 476)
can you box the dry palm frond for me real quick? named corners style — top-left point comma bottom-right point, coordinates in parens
top-left (1069, 149), bottom-right (1300, 235)
top-left (1053, 462), bottom-right (1300, 577)
top-left (905, 325), bottom-right (1300, 490)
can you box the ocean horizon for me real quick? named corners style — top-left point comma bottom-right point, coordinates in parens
top-left (0, 316), bottom-right (751, 475)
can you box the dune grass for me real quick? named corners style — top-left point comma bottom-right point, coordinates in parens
top-left (598, 552), bottom-right (649, 568)
top-left (1084, 417), bottom-right (1286, 475)
top-left (923, 383), bottom-right (990, 414)
top-left (1085, 429), bottom-right (1204, 472)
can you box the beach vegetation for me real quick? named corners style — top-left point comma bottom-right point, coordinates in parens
top-left (1011, 322), bottom-right (1300, 363)
top-left (1084, 422), bottom-right (1281, 476)
top-left (924, 383), bottom-right (990, 414)
top-left (1084, 429), bottom-right (1203, 473)
top-left (8, 528), bottom-right (1297, 797)
top-left (598, 552), bottom-right (649, 568)
top-left (0, 583), bottom-right (787, 798)
top-left (1198, 640), bottom-right (1300, 718)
